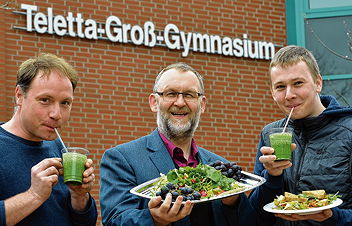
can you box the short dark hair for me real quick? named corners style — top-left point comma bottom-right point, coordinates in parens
top-left (16, 53), bottom-right (78, 94)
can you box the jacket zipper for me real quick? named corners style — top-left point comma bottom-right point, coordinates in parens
top-left (294, 132), bottom-right (308, 192)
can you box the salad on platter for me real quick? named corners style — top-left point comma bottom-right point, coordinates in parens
top-left (150, 162), bottom-right (246, 201)
top-left (130, 161), bottom-right (266, 203)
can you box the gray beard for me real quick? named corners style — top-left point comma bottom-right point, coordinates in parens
top-left (157, 107), bottom-right (201, 142)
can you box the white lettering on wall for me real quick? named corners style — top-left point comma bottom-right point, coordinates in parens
top-left (19, 4), bottom-right (275, 59)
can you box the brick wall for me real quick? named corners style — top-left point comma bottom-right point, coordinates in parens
top-left (0, 5), bottom-right (5, 117)
top-left (0, 0), bottom-right (286, 224)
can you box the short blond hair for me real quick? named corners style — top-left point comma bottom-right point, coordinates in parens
top-left (269, 45), bottom-right (320, 82)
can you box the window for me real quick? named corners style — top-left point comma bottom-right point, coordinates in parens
top-left (286, 0), bottom-right (352, 106)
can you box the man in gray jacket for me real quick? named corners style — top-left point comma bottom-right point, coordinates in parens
top-left (100, 63), bottom-right (256, 226)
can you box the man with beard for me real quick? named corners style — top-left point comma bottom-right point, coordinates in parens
top-left (100, 63), bottom-right (256, 226)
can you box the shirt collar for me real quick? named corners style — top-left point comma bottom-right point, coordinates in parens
top-left (158, 131), bottom-right (199, 158)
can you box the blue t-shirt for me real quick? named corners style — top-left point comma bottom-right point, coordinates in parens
top-left (0, 126), bottom-right (97, 226)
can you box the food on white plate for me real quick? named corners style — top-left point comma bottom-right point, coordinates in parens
top-left (273, 190), bottom-right (340, 210)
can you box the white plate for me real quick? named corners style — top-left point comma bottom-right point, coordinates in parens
top-left (130, 171), bottom-right (266, 204)
top-left (263, 198), bottom-right (343, 215)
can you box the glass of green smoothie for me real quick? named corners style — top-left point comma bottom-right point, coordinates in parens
top-left (269, 128), bottom-right (293, 161)
top-left (62, 147), bottom-right (88, 185)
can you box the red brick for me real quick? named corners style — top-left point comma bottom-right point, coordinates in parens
top-left (1, 1), bottom-right (287, 224)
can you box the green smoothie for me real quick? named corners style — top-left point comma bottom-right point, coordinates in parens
top-left (269, 129), bottom-right (292, 161)
top-left (63, 150), bottom-right (87, 185)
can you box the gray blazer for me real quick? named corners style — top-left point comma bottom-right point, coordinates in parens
top-left (100, 129), bottom-right (256, 226)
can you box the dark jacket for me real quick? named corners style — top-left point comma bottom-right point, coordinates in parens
top-left (250, 95), bottom-right (352, 226)
top-left (100, 129), bottom-right (256, 226)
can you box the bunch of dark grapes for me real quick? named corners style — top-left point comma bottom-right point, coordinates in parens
top-left (155, 182), bottom-right (201, 201)
top-left (208, 160), bottom-right (244, 181)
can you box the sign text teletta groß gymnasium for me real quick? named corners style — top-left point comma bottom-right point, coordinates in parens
top-left (15, 4), bottom-right (275, 59)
